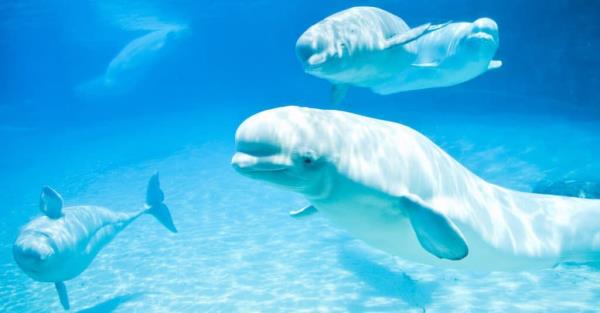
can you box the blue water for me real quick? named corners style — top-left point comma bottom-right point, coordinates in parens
top-left (1, 1), bottom-right (600, 312)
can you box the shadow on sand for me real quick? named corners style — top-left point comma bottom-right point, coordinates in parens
top-left (339, 247), bottom-right (437, 312)
top-left (77, 293), bottom-right (145, 313)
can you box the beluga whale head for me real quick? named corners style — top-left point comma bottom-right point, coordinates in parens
top-left (13, 229), bottom-right (58, 280)
top-left (295, 22), bottom-right (348, 78)
top-left (294, 7), bottom-right (395, 81)
top-left (460, 18), bottom-right (499, 59)
top-left (232, 106), bottom-right (334, 199)
top-left (12, 187), bottom-right (64, 282)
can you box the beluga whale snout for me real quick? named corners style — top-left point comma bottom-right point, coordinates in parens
top-left (13, 231), bottom-right (56, 274)
top-left (13, 173), bottom-right (177, 310)
top-left (232, 152), bottom-right (292, 173)
top-left (232, 114), bottom-right (293, 173)
top-left (233, 106), bottom-right (600, 271)
top-left (463, 18), bottom-right (499, 59)
top-left (471, 17), bottom-right (498, 42)
top-left (295, 33), bottom-right (329, 69)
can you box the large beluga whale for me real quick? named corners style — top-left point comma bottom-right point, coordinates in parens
top-left (12, 173), bottom-right (177, 310)
top-left (232, 106), bottom-right (600, 271)
top-left (295, 6), bottom-right (502, 104)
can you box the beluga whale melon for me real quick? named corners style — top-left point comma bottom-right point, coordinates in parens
top-left (12, 173), bottom-right (177, 310)
top-left (295, 6), bottom-right (502, 104)
top-left (232, 106), bottom-right (600, 271)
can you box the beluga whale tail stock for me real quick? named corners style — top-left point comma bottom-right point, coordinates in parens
top-left (232, 106), bottom-right (600, 271)
top-left (295, 6), bottom-right (502, 105)
top-left (13, 173), bottom-right (177, 310)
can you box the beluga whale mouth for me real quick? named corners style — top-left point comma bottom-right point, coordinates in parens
top-left (231, 151), bottom-right (292, 173)
top-left (295, 26), bottom-right (333, 72)
top-left (468, 31), bottom-right (494, 41)
top-left (232, 139), bottom-right (292, 173)
top-left (231, 148), bottom-right (311, 192)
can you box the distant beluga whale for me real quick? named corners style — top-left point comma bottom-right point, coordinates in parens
top-left (232, 106), bottom-right (600, 271)
top-left (13, 173), bottom-right (177, 310)
top-left (104, 25), bottom-right (186, 86)
top-left (77, 22), bottom-right (187, 96)
top-left (295, 6), bottom-right (502, 104)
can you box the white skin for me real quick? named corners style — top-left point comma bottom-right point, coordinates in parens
top-left (12, 174), bottom-right (175, 310)
top-left (232, 106), bottom-right (600, 271)
top-left (13, 206), bottom-right (145, 283)
top-left (104, 24), bottom-right (186, 86)
top-left (295, 6), bottom-right (500, 95)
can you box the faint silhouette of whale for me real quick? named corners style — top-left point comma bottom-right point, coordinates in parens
top-left (232, 106), bottom-right (600, 271)
top-left (13, 173), bottom-right (177, 310)
top-left (77, 23), bottom-right (186, 96)
top-left (295, 6), bottom-right (501, 104)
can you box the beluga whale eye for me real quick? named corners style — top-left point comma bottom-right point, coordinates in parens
top-left (294, 150), bottom-right (319, 167)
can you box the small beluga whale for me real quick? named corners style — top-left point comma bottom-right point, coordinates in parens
top-left (232, 106), bottom-right (600, 271)
top-left (295, 6), bottom-right (502, 104)
top-left (13, 173), bottom-right (177, 310)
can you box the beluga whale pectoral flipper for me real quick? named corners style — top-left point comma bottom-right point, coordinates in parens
top-left (295, 6), bottom-right (501, 104)
top-left (289, 205), bottom-right (318, 218)
top-left (232, 106), bottom-right (600, 271)
top-left (13, 173), bottom-right (177, 310)
top-left (398, 195), bottom-right (468, 260)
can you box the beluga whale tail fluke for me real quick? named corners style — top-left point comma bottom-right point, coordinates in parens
top-left (145, 172), bottom-right (178, 233)
top-left (295, 6), bottom-right (502, 104)
top-left (232, 106), bottom-right (600, 271)
top-left (13, 173), bottom-right (176, 310)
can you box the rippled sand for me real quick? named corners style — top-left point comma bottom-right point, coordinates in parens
top-left (1, 140), bottom-right (599, 312)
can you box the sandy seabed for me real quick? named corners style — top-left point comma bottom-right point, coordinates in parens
top-left (1, 141), bottom-right (599, 313)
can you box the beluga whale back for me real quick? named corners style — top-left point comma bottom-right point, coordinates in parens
top-left (13, 173), bottom-right (177, 310)
top-left (295, 6), bottom-right (502, 104)
top-left (232, 106), bottom-right (600, 271)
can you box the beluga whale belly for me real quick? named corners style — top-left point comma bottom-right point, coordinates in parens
top-left (12, 173), bottom-right (177, 310)
top-left (295, 6), bottom-right (502, 104)
top-left (232, 106), bottom-right (600, 271)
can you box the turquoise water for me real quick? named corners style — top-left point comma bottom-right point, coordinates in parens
top-left (2, 0), bottom-right (600, 312)
top-left (2, 110), bottom-right (600, 312)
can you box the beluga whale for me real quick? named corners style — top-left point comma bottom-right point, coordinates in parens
top-left (232, 106), bottom-right (600, 271)
top-left (295, 6), bottom-right (502, 104)
top-left (12, 173), bottom-right (177, 310)
top-left (77, 22), bottom-right (187, 96)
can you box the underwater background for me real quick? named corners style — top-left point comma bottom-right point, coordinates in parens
top-left (1, 0), bottom-right (600, 312)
